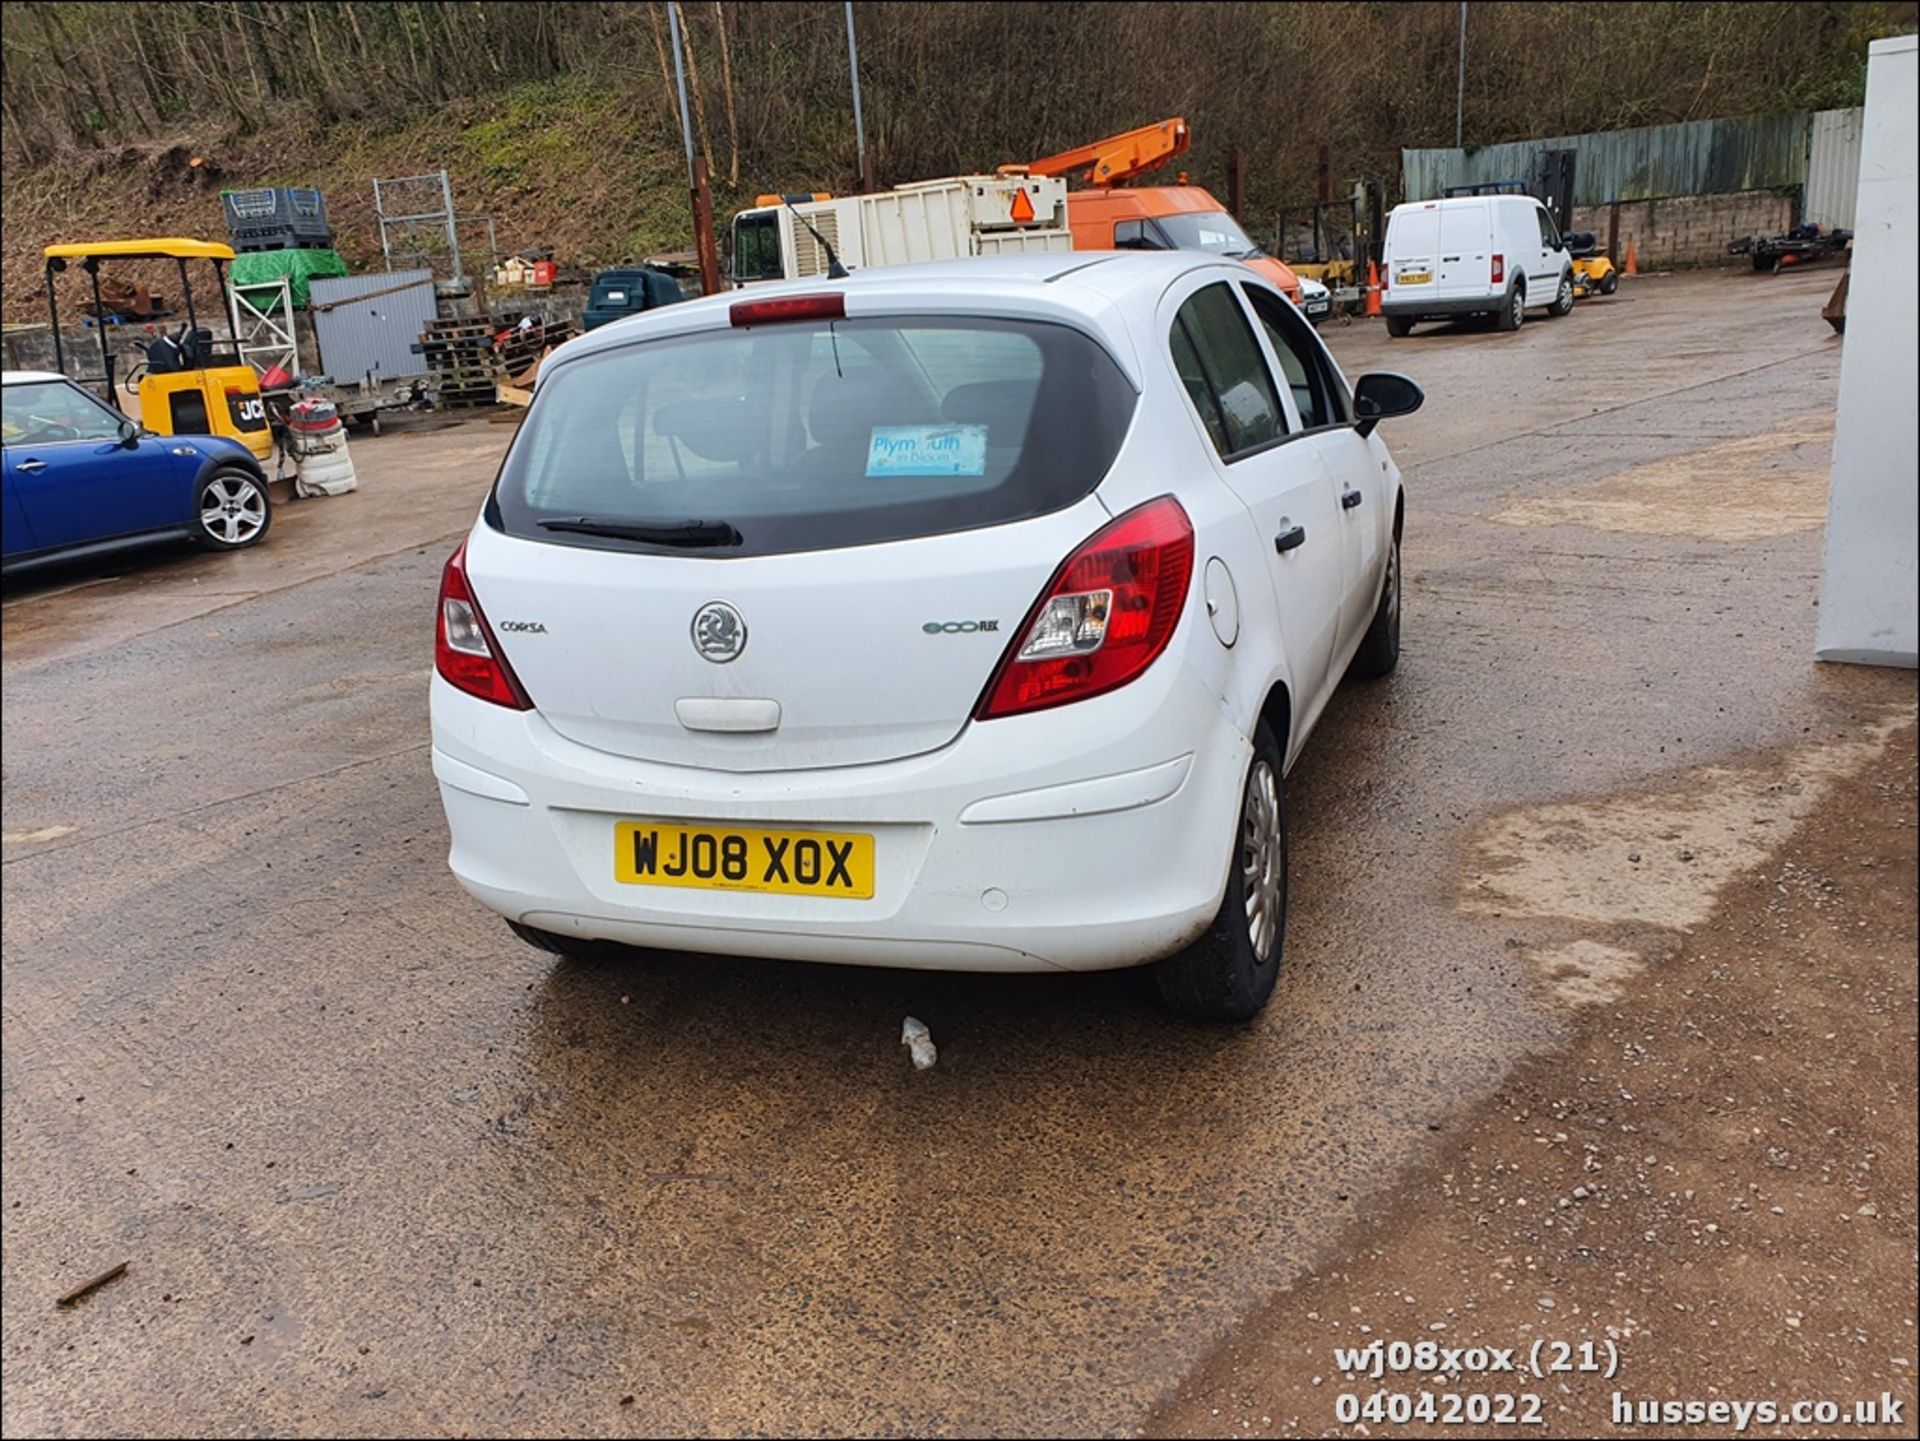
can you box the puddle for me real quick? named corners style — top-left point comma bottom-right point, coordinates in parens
top-left (1489, 412), bottom-right (1833, 539)
top-left (1527, 939), bottom-right (1647, 1006)
top-left (1462, 710), bottom-right (1909, 930)
top-left (1463, 709), bottom-right (1914, 1006)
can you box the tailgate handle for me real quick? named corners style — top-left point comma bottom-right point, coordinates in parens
top-left (674, 697), bottom-right (782, 734)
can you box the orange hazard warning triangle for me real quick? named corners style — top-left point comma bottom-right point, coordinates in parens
top-left (1009, 187), bottom-right (1036, 223)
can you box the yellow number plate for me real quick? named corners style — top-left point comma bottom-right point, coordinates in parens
top-left (1397, 270), bottom-right (1433, 285)
top-left (614, 820), bottom-right (874, 899)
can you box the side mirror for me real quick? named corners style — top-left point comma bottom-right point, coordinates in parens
top-left (1352, 372), bottom-right (1424, 438)
top-left (115, 417), bottom-right (141, 448)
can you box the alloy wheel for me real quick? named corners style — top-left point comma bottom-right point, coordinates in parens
top-left (200, 475), bottom-right (266, 546)
top-left (1241, 759), bottom-right (1283, 963)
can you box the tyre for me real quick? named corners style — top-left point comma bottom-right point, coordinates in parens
top-left (1752, 253), bottom-right (1772, 272)
top-left (1154, 721), bottom-right (1288, 1022)
top-left (1496, 283), bottom-right (1525, 331)
top-left (1346, 527), bottom-right (1402, 680)
top-left (1548, 273), bottom-right (1574, 317)
top-left (1385, 316), bottom-right (1414, 339)
top-left (1599, 268), bottom-right (1618, 295)
top-left (193, 465), bottom-right (271, 551)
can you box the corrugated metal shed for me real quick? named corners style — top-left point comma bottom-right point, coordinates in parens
top-left (1404, 112), bottom-right (1814, 205)
top-left (1805, 107), bottom-right (1866, 228)
top-left (308, 268), bottom-right (436, 384)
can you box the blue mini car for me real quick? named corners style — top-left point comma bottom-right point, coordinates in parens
top-left (3, 370), bottom-right (272, 575)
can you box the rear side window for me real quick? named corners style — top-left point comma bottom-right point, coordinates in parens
top-left (1170, 282), bottom-right (1284, 458)
top-left (490, 316), bottom-right (1136, 558)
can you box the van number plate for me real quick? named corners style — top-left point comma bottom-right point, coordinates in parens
top-left (1397, 270), bottom-right (1433, 285)
top-left (614, 820), bottom-right (875, 898)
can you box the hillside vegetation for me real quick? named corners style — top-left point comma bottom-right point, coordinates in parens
top-left (2, 1), bottom-right (1912, 316)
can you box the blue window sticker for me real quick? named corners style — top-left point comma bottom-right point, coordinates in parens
top-left (866, 424), bottom-right (988, 478)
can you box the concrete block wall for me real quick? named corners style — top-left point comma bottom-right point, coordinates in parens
top-left (1569, 189), bottom-right (1796, 269)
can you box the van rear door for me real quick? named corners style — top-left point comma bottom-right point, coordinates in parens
top-left (1435, 201), bottom-right (1494, 300)
top-left (1387, 204), bottom-right (1440, 299)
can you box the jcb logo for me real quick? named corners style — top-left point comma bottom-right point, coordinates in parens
top-left (227, 394), bottom-right (267, 429)
top-left (922, 620), bottom-right (999, 634)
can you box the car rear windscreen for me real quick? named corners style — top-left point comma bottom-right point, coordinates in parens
top-left (489, 315), bottom-right (1137, 557)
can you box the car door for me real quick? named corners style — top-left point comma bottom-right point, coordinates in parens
top-left (1, 451), bottom-right (39, 559)
top-left (1239, 281), bottom-right (1386, 656)
top-left (1, 379), bottom-right (190, 548)
top-left (1164, 277), bottom-right (1346, 719)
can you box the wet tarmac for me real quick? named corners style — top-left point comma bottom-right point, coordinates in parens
top-left (3, 268), bottom-right (1909, 1436)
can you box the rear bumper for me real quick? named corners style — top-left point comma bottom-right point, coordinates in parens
top-left (430, 669), bottom-right (1248, 973)
top-left (1380, 291), bottom-right (1499, 319)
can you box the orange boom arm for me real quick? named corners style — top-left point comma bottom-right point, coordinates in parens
top-left (1006, 118), bottom-right (1191, 187)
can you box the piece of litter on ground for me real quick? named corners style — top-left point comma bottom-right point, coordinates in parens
top-left (56, 1261), bottom-right (129, 1308)
top-left (278, 1182), bottom-right (344, 1203)
top-left (901, 1016), bottom-right (937, 1071)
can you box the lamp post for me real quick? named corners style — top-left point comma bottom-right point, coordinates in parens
top-left (669, 2), bottom-right (722, 295)
top-left (1455, 2), bottom-right (1468, 148)
top-left (846, 2), bottom-right (875, 192)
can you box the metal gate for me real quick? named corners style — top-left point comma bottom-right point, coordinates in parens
top-left (229, 279), bottom-right (298, 378)
top-left (307, 269), bottom-right (436, 385)
top-left (1805, 107), bottom-right (1865, 229)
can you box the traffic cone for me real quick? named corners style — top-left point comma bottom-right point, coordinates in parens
top-left (1365, 259), bottom-right (1382, 317)
top-left (1623, 243), bottom-right (1638, 277)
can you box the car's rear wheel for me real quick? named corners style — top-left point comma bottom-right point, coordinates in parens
top-left (1347, 528), bottom-right (1402, 679)
top-left (1155, 721), bottom-right (1287, 1022)
top-left (1548, 274), bottom-right (1575, 317)
top-left (1385, 316), bottom-right (1414, 339)
top-left (193, 466), bottom-right (271, 550)
top-left (1496, 283), bottom-right (1526, 331)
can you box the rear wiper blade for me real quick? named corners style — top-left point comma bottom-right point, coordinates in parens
top-left (538, 517), bottom-right (743, 547)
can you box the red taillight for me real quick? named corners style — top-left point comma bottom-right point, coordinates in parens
top-left (976, 496), bottom-right (1195, 720)
top-left (435, 541), bottom-right (533, 710)
top-left (1491, 253), bottom-right (1505, 285)
top-left (729, 293), bottom-right (845, 327)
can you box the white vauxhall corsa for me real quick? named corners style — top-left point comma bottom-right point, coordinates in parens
top-left (431, 252), bottom-right (1421, 1019)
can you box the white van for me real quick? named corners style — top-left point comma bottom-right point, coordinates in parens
top-left (1380, 194), bottom-right (1574, 336)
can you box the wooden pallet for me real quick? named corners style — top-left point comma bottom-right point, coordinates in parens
top-left (415, 314), bottom-right (580, 410)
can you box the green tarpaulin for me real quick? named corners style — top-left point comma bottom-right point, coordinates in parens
top-left (229, 248), bottom-right (350, 310)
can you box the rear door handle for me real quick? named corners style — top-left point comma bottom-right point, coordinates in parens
top-left (14, 459), bottom-right (46, 473)
top-left (1340, 488), bottom-right (1363, 510)
top-left (1275, 523), bottom-right (1307, 554)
